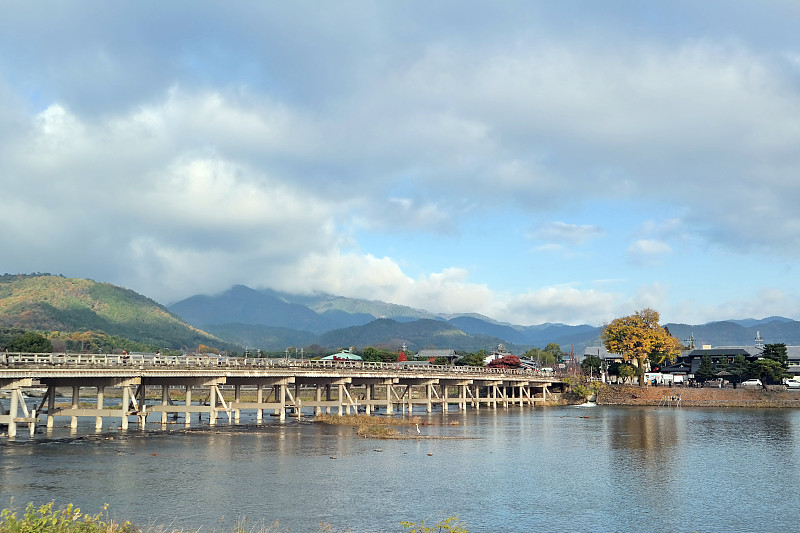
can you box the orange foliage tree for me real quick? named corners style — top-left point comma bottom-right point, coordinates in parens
top-left (601, 308), bottom-right (681, 386)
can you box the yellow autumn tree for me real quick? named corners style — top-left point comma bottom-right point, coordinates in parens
top-left (601, 308), bottom-right (681, 386)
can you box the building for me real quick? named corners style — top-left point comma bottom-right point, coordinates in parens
top-left (416, 349), bottom-right (458, 364)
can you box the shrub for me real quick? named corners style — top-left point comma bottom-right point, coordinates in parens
top-left (0, 502), bottom-right (137, 533)
top-left (400, 515), bottom-right (468, 532)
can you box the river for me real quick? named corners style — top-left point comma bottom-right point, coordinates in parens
top-left (1, 402), bottom-right (799, 532)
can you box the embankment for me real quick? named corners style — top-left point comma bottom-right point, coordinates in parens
top-left (597, 385), bottom-right (800, 408)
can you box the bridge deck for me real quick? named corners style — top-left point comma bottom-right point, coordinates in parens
top-left (1, 353), bottom-right (564, 439)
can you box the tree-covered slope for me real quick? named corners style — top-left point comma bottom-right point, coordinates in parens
top-left (317, 318), bottom-right (508, 352)
top-left (0, 273), bottom-right (223, 349)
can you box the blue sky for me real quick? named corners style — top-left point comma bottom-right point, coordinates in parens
top-left (1, 1), bottom-right (799, 326)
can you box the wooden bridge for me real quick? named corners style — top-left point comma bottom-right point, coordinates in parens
top-left (0, 353), bottom-right (565, 438)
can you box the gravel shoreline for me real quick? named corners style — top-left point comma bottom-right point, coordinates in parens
top-left (597, 384), bottom-right (800, 408)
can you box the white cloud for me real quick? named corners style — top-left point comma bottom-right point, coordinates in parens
top-left (627, 240), bottom-right (674, 266)
top-left (1, 4), bottom-right (800, 328)
top-left (503, 285), bottom-right (619, 325)
top-left (529, 222), bottom-right (604, 245)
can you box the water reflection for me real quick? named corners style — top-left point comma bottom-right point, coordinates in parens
top-left (3, 406), bottom-right (800, 532)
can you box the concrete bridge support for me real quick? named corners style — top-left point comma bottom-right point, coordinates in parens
top-left (142, 377), bottom-right (227, 426)
top-left (0, 378), bottom-right (34, 438)
top-left (234, 384), bottom-right (241, 422)
top-left (37, 377), bottom-right (140, 432)
top-left (96, 386), bottom-right (105, 430)
top-left (223, 377), bottom-right (294, 423)
top-left (160, 386), bottom-right (170, 424)
top-left (256, 384), bottom-right (264, 422)
top-left (184, 386), bottom-right (192, 426)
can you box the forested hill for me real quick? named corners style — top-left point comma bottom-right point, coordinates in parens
top-left (316, 317), bottom-right (506, 353)
top-left (0, 273), bottom-right (223, 350)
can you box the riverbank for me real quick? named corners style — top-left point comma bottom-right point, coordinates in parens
top-left (597, 384), bottom-right (800, 407)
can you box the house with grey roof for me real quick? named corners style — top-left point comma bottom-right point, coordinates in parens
top-left (416, 349), bottom-right (458, 363)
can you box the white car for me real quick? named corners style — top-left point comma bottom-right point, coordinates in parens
top-left (741, 378), bottom-right (763, 387)
top-left (786, 379), bottom-right (800, 389)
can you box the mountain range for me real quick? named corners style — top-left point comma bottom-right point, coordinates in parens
top-left (167, 284), bottom-right (606, 352)
top-left (2, 274), bottom-right (799, 355)
top-left (166, 284), bottom-right (800, 353)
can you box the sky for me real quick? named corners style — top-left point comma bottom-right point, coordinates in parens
top-left (2, 1), bottom-right (800, 327)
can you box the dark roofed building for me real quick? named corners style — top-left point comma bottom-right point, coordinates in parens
top-left (417, 349), bottom-right (458, 363)
top-left (659, 347), bottom-right (760, 376)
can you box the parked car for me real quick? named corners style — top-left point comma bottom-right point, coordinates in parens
top-left (741, 378), bottom-right (763, 388)
top-left (786, 379), bottom-right (800, 389)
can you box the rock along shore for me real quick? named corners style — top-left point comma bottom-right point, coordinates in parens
top-left (597, 384), bottom-right (800, 408)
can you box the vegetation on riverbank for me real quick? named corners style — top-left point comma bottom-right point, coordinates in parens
top-left (0, 502), bottom-right (137, 533)
top-left (562, 375), bottom-right (604, 403)
top-left (0, 502), bottom-right (467, 533)
top-left (314, 413), bottom-right (435, 438)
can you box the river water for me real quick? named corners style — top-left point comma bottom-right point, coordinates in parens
top-left (2, 402), bottom-right (799, 532)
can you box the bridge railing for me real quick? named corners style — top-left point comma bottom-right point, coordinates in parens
top-left (0, 352), bottom-right (565, 379)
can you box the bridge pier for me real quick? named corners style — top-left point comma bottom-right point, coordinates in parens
top-left (160, 385), bottom-right (169, 424)
top-left (122, 386), bottom-right (131, 430)
top-left (234, 384), bottom-right (241, 421)
top-left (275, 383), bottom-right (286, 420)
top-left (184, 386), bottom-right (192, 426)
top-left (314, 385), bottom-right (322, 416)
top-left (96, 386), bottom-right (105, 430)
top-left (47, 387), bottom-right (56, 428)
top-left (142, 377), bottom-right (227, 426)
top-left (256, 384), bottom-right (264, 422)
top-left (70, 385), bottom-right (79, 429)
top-left (1, 378), bottom-right (35, 438)
top-left (37, 377), bottom-right (141, 432)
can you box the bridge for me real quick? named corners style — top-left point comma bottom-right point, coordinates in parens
top-left (0, 353), bottom-right (565, 438)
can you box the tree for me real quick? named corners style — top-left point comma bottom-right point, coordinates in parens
top-left (749, 358), bottom-right (786, 386)
top-left (602, 308), bottom-right (682, 386)
top-left (544, 343), bottom-right (564, 364)
top-left (522, 347), bottom-right (559, 367)
top-left (7, 332), bottom-right (53, 353)
top-left (360, 346), bottom-right (398, 363)
top-left (581, 355), bottom-right (601, 376)
top-left (487, 354), bottom-right (521, 369)
top-left (361, 346), bottom-right (382, 363)
top-left (762, 343), bottom-right (788, 367)
top-left (694, 353), bottom-right (716, 383)
top-left (617, 363), bottom-right (637, 384)
top-left (731, 354), bottom-right (748, 385)
top-left (456, 350), bottom-right (486, 367)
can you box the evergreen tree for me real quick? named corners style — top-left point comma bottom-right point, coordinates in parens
top-left (731, 354), bottom-right (748, 385)
top-left (7, 331), bottom-right (53, 353)
top-left (762, 343), bottom-right (788, 367)
top-left (695, 352), bottom-right (716, 382)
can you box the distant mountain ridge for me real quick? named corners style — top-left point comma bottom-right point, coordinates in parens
top-left (167, 285), bottom-right (608, 351)
top-left (3, 274), bottom-right (798, 355)
top-left (664, 318), bottom-right (800, 349)
top-left (166, 284), bottom-right (800, 353)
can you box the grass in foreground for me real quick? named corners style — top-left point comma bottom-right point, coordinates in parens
top-left (0, 502), bottom-right (468, 532)
top-left (0, 502), bottom-right (137, 533)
